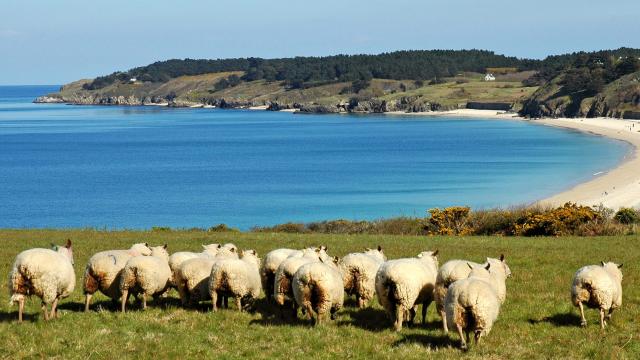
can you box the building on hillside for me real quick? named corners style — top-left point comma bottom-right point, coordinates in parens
top-left (484, 73), bottom-right (496, 81)
top-left (129, 77), bottom-right (137, 84)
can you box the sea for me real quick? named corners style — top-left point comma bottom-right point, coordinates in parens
top-left (0, 85), bottom-right (630, 230)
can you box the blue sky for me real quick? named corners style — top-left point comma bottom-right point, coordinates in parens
top-left (1, 0), bottom-right (639, 85)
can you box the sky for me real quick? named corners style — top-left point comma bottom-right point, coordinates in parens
top-left (1, 0), bottom-right (639, 85)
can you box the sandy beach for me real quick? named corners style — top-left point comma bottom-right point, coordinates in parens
top-left (414, 109), bottom-right (640, 209)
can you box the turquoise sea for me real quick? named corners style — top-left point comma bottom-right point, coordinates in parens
top-left (0, 86), bottom-right (630, 229)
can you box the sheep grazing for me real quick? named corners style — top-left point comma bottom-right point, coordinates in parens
top-left (174, 247), bottom-right (239, 307)
top-left (83, 242), bottom-right (152, 311)
top-left (209, 250), bottom-right (262, 311)
top-left (375, 250), bottom-right (439, 331)
top-left (571, 261), bottom-right (623, 329)
top-left (435, 255), bottom-right (511, 332)
top-left (292, 258), bottom-right (344, 325)
top-left (168, 243), bottom-right (222, 286)
top-left (445, 263), bottom-right (506, 350)
top-left (9, 239), bottom-right (75, 322)
top-left (119, 245), bottom-right (171, 312)
top-left (260, 248), bottom-right (300, 301)
top-left (273, 247), bottom-right (328, 315)
top-left (339, 246), bottom-right (386, 308)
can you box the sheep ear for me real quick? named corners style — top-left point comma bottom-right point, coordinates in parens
top-left (499, 254), bottom-right (505, 262)
top-left (230, 247), bottom-right (236, 253)
top-left (377, 245), bottom-right (382, 252)
top-left (252, 250), bottom-right (257, 255)
top-left (485, 263), bottom-right (491, 270)
top-left (601, 261), bottom-right (606, 266)
top-left (163, 244), bottom-right (168, 250)
top-left (432, 249), bottom-right (439, 257)
top-left (65, 239), bottom-right (72, 249)
top-left (322, 245), bottom-right (328, 252)
top-left (618, 263), bottom-right (623, 269)
top-left (315, 248), bottom-right (321, 253)
top-left (467, 262), bottom-right (473, 269)
top-left (333, 256), bottom-right (339, 264)
top-left (145, 242), bottom-right (149, 248)
top-left (217, 244), bottom-right (222, 249)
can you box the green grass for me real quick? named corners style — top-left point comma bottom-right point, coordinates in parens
top-left (1, 229), bottom-right (639, 359)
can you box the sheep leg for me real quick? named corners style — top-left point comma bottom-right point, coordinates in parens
top-left (18, 297), bottom-right (24, 323)
top-left (51, 298), bottom-right (59, 319)
top-left (84, 293), bottom-right (93, 312)
top-left (223, 296), bottom-right (229, 309)
top-left (235, 297), bottom-right (242, 312)
top-left (456, 323), bottom-right (467, 350)
top-left (121, 289), bottom-right (129, 313)
top-left (422, 301), bottom-right (431, 324)
top-left (577, 302), bottom-right (587, 327)
top-left (599, 308), bottom-right (606, 330)
top-left (211, 291), bottom-right (218, 312)
top-left (356, 295), bottom-right (364, 309)
top-left (304, 303), bottom-right (314, 321)
top-left (409, 306), bottom-right (417, 326)
top-left (441, 309), bottom-right (449, 333)
top-left (606, 307), bottom-right (614, 320)
top-left (41, 302), bottom-right (49, 321)
top-left (141, 294), bottom-right (147, 310)
top-left (474, 330), bottom-right (483, 344)
top-left (394, 305), bottom-right (404, 331)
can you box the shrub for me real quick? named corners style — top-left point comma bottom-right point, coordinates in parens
top-left (614, 208), bottom-right (640, 224)
top-left (208, 224), bottom-right (240, 233)
top-left (513, 203), bottom-right (601, 236)
top-left (151, 226), bottom-right (172, 232)
top-left (424, 206), bottom-right (472, 235)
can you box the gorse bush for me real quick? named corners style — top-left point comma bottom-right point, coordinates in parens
top-left (255, 203), bottom-right (638, 236)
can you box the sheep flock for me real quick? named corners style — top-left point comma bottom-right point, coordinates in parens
top-left (8, 240), bottom-right (624, 351)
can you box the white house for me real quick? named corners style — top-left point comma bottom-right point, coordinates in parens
top-left (484, 73), bottom-right (496, 81)
top-left (129, 77), bottom-right (137, 83)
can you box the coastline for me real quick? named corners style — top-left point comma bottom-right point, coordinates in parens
top-left (403, 109), bottom-right (640, 209)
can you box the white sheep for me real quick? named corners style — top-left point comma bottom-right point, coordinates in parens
top-left (119, 245), bottom-right (171, 312)
top-left (375, 250), bottom-right (439, 331)
top-left (338, 246), bottom-right (386, 308)
top-left (292, 258), bottom-right (344, 325)
top-left (9, 239), bottom-right (75, 322)
top-left (174, 247), bottom-right (239, 307)
top-left (168, 243), bottom-right (223, 286)
top-left (571, 261), bottom-right (623, 329)
top-left (83, 242), bottom-right (152, 311)
top-left (208, 250), bottom-right (262, 311)
top-left (260, 248), bottom-right (300, 301)
top-left (445, 263), bottom-right (506, 350)
top-left (435, 255), bottom-right (511, 332)
top-left (273, 248), bottom-right (326, 315)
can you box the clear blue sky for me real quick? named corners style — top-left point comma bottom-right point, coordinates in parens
top-left (1, 0), bottom-right (639, 85)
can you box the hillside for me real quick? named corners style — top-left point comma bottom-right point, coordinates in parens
top-left (36, 48), bottom-right (640, 117)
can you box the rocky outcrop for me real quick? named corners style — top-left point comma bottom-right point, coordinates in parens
top-left (33, 96), bottom-right (65, 104)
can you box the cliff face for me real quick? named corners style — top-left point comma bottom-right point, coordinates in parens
top-left (520, 71), bottom-right (640, 118)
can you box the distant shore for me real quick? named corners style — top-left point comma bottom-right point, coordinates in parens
top-left (397, 109), bottom-right (640, 209)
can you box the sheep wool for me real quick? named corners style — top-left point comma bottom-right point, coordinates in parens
top-left (175, 247), bottom-right (240, 306)
top-left (445, 263), bottom-right (504, 350)
top-left (435, 255), bottom-right (510, 332)
top-left (9, 239), bottom-right (75, 322)
top-left (571, 261), bottom-right (623, 329)
top-left (83, 242), bottom-right (152, 311)
top-left (168, 243), bottom-right (223, 286)
top-left (273, 248), bottom-right (325, 308)
top-left (375, 250), bottom-right (439, 331)
top-left (292, 259), bottom-right (344, 325)
top-left (260, 248), bottom-right (299, 301)
top-left (209, 250), bottom-right (262, 311)
top-left (339, 246), bottom-right (386, 308)
top-left (119, 245), bottom-right (171, 312)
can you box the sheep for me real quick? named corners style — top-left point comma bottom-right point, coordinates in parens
top-left (292, 257), bottom-right (344, 325)
top-left (571, 261), bottom-right (623, 329)
top-left (83, 242), bottom-right (152, 311)
top-left (435, 255), bottom-right (511, 332)
top-left (375, 250), bottom-right (439, 331)
top-left (209, 250), bottom-right (262, 312)
top-left (445, 263), bottom-right (506, 350)
top-left (338, 246), bottom-right (386, 308)
top-left (273, 247), bottom-right (327, 316)
top-left (119, 245), bottom-right (171, 312)
top-left (9, 239), bottom-right (75, 322)
top-left (260, 248), bottom-right (300, 301)
top-left (174, 247), bottom-right (239, 307)
top-left (168, 243), bottom-right (223, 286)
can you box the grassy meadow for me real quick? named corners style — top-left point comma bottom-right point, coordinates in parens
top-left (0, 229), bottom-right (638, 359)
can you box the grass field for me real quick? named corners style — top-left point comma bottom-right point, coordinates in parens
top-left (1, 229), bottom-right (638, 359)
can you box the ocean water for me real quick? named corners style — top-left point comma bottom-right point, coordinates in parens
top-left (0, 85), bottom-right (631, 229)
